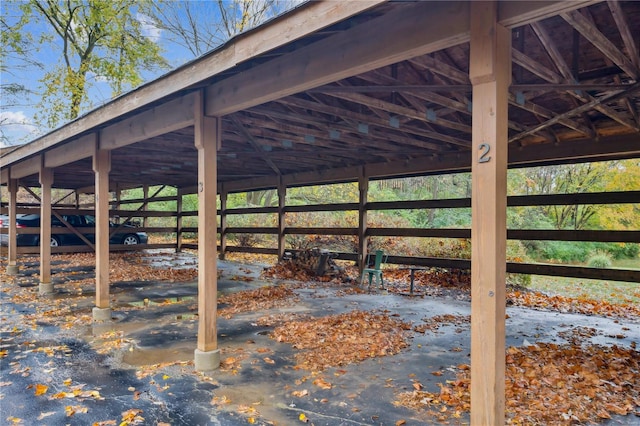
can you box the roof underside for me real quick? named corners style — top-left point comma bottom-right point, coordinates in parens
top-left (3, 1), bottom-right (640, 192)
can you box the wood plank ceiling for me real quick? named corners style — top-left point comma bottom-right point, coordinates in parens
top-left (6, 1), bottom-right (640, 192)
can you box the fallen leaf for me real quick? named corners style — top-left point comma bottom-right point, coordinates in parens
top-left (313, 377), bottom-right (332, 390)
top-left (34, 384), bottom-right (48, 396)
top-left (37, 412), bottom-right (55, 420)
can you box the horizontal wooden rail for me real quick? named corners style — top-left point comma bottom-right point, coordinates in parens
top-left (1, 226), bottom-right (177, 236)
top-left (225, 245), bottom-right (278, 255)
top-left (368, 228), bottom-right (470, 238)
top-left (285, 227), bottom-right (358, 236)
top-left (225, 227), bottom-right (279, 234)
top-left (111, 195), bottom-right (178, 205)
top-left (509, 229), bottom-right (640, 243)
top-left (368, 198), bottom-right (471, 210)
top-left (506, 262), bottom-right (640, 283)
top-left (2, 207), bottom-right (178, 218)
top-left (225, 206), bottom-right (278, 215)
top-left (9, 243), bottom-right (176, 255)
top-left (5, 225), bottom-right (637, 244)
top-left (285, 203), bottom-right (359, 212)
top-left (507, 190), bottom-right (640, 206)
top-left (368, 228), bottom-right (640, 242)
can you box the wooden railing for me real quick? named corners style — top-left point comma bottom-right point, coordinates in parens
top-left (178, 190), bottom-right (640, 283)
top-left (3, 189), bottom-right (639, 283)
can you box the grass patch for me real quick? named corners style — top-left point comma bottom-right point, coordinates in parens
top-left (529, 258), bottom-right (640, 304)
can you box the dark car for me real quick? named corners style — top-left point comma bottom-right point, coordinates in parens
top-left (1, 214), bottom-right (147, 247)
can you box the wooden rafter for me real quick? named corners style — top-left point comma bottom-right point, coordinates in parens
top-left (510, 82), bottom-right (640, 143)
top-left (607, 0), bottom-right (640, 70)
top-left (411, 50), bottom-right (592, 139)
top-left (272, 96), bottom-right (466, 149)
top-left (229, 116), bottom-right (281, 175)
top-left (326, 92), bottom-right (472, 135)
top-left (583, 6), bottom-right (640, 129)
top-left (530, 20), bottom-right (639, 132)
top-left (561, 9), bottom-right (639, 79)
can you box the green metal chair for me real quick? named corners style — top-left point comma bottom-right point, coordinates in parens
top-left (360, 250), bottom-right (387, 289)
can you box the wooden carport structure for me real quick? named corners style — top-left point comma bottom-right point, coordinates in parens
top-left (2, 1), bottom-right (640, 423)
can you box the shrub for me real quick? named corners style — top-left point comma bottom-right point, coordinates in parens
top-left (531, 240), bottom-right (595, 263)
top-left (605, 242), bottom-right (639, 260)
top-left (587, 250), bottom-right (613, 268)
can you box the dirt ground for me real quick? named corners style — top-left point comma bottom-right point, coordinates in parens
top-left (1, 250), bottom-right (638, 425)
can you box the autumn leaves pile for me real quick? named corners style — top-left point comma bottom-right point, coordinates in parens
top-left (1, 252), bottom-right (638, 425)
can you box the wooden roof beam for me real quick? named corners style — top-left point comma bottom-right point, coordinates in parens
top-left (221, 131), bottom-right (640, 194)
top-left (2, 1), bottom-right (386, 167)
top-left (411, 51), bottom-right (591, 138)
top-left (206, 1), bottom-right (472, 116)
top-left (561, 9), bottom-right (639, 80)
top-left (238, 111), bottom-right (432, 154)
top-left (326, 92), bottom-right (472, 136)
top-left (360, 70), bottom-right (550, 138)
top-left (270, 97), bottom-right (468, 149)
top-left (507, 93), bottom-right (594, 137)
top-left (510, 82), bottom-right (640, 143)
top-left (531, 20), bottom-right (640, 132)
top-left (229, 116), bottom-right (281, 175)
top-left (607, 1), bottom-right (640, 70)
top-left (582, 6), bottom-right (640, 129)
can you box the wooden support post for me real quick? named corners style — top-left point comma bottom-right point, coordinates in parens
top-left (93, 143), bottom-right (112, 321)
top-left (75, 190), bottom-right (80, 208)
top-left (358, 169), bottom-right (369, 272)
top-left (277, 179), bottom-right (286, 260)
top-left (219, 188), bottom-right (228, 260)
top-left (469, 2), bottom-right (510, 425)
top-left (194, 90), bottom-right (221, 371)
top-left (39, 163), bottom-right (53, 294)
top-left (142, 185), bottom-right (149, 228)
top-left (6, 177), bottom-right (19, 275)
top-left (115, 186), bottom-right (121, 214)
top-left (176, 188), bottom-right (183, 253)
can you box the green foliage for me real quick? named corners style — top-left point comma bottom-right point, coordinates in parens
top-left (23, 0), bottom-right (169, 128)
top-left (530, 241), bottom-right (595, 263)
top-left (227, 213), bottom-right (276, 247)
top-left (285, 211), bottom-right (358, 252)
top-left (606, 243), bottom-right (639, 260)
top-left (370, 173), bottom-right (471, 202)
top-left (587, 251), bottom-right (613, 268)
top-left (1, 2), bottom-right (42, 144)
top-left (288, 182), bottom-right (358, 205)
top-left (509, 161), bottom-right (637, 231)
top-left (528, 241), bottom-right (639, 264)
top-left (598, 159), bottom-right (640, 230)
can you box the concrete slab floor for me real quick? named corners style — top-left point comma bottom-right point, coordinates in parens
top-left (1, 252), bottom-right (638, 425)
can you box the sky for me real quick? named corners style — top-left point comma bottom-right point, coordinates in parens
top-left (0, 1), bottom-right (299, 147)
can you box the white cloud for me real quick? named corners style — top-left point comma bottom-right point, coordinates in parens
top-left (0, 111), bottom-right (39, 147)
top-left (137, 13), bottom-right (162, 42)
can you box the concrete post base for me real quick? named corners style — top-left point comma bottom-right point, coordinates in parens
top-left (194, 348), bottom-right (221, 371)
top-left (39, 282), bottom-right (54, 294)
top-left (6, 265), bottom-right (19, 275)
top-left (92, 307), bottom-right (112, 322)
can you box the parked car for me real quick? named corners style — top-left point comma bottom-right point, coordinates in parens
top-left (0, 214), bottom-right (147, 247)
